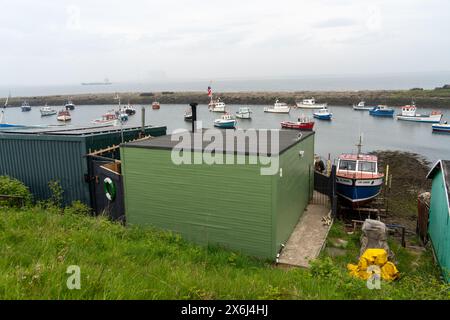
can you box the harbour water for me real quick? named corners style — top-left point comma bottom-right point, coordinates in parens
top-left (2, 104), bottom-right (449, 164)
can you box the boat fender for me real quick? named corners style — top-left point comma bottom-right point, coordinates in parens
top-left (104, 177), bottom-right (116, 201)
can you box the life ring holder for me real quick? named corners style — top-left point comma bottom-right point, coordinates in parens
top-left (103, 177), bottom-right (116, 201)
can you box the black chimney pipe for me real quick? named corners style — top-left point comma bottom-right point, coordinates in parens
top-left (189, 102), bottom-right (198, 133)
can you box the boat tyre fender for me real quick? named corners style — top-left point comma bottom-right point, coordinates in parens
top-left (104, 177), bottom-right (116, 201)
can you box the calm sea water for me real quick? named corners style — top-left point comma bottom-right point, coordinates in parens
top-left (1, 71), bottom-right (450, 97)
top-left (2, 104), bottom-right (449, 164)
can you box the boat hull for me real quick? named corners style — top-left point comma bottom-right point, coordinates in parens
top-left (0, 123), bottom-right (25, 128)
top-left (21, 107), bottom-right (31, 112)
top-left (264, 108), bottom-right (290, 113)
top-left (432, 124), bottom-right (450, 133)
top-left (280, 121), bottom-right (314, 130)
top-left (65, 105), bottom-right (75, 110)
top-left (397, 114), bottom-right (442, 123)
top-left (236, 112), bottom-right (251, 119)
top-left (184, 114), bottom-right (192, 121)
top-left (210, 107), bottom-right (225, 112)
top-left (57, 116), bottom-right (71, 122)
top-left (353, 106), bottom-right (374, 111)
top-left (313, 113), bottom-right (332, 120)
top-left (369, 109), bottom-right (394, 117)
top-left (336, 176), bottom-right (383, 206)
top-left (40, 111), bottom-right (57, 116)
top-left (296, 103), bottom-right (327, 109)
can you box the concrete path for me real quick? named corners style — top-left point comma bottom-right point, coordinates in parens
top-left (278, 196), bottom-right (332, 268)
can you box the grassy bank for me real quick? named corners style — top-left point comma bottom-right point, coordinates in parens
top-left (1, 206), bottom-right (448, 299)
top-left (2, 88), bottom-right (450, 108)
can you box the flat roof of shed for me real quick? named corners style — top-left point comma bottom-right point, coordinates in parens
top-left (122, 129), bottom-right (314, 156)
top-left (0, 125), bottom-right (164, 136)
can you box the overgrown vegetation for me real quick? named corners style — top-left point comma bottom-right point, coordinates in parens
top-left (0, 207), bottom-right (448, 300)
top-left (0, 176), bottom-right (32, 207)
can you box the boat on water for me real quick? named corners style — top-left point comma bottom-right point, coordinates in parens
top-left (264, 100), bottom-right (290, 113)
top-left (57, 109), bottom-right (71, 122)
top-left (369, 105), bottom-right (395, 117)
top-left (336, 137), bottom-right (384, 206)
top-left (120, 103), bottom-right (136, 115)
top-left (152, 101), bottom-right (160, 110)
top-left (40, 105), bottom-right (57, 117)
top-left (280, 116), bottom-right (314, 130)
top-left (296, 98), bottom-right (327, 109)
top-left (313, 107), bottom-right (333, 120)
top-left (184, 108), bottom-right (192, 121)
top-left (64, 100), bottom-right (75, 110)
top-left (396, 104), bottom-right (442, 123)
top-left (214, 113), bottom-right (237, 129)
top-left (92, 111), bottom-right (118, 125)
top-left (236, 107), bottom-right (252, 119)
top-left (209, 98), bottom-right (226, 112)
top-left (432, 122), bottom-right (450, 133)
top-left (21, 101), bottom-right (31, 112)
top-left (116, 111), bottom-right (128, 122)
top-left (353, 101), bottom-right (375, 111)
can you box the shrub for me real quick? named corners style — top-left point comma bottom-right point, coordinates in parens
top-left (48, 180), bottom-right (64, 208)
top-left (64, 200), bottom-right (92, 216)
top-left (0, 175), bottom-right (32, 207)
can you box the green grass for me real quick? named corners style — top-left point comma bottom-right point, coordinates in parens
top-left (0, 206), bottom-right (449, 300)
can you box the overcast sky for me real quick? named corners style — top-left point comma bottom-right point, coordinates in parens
top-left (1, 0), bottom-right (450, 86)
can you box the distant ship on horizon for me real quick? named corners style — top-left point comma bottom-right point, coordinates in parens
top-left (81, 78), bottom-right (112, 86)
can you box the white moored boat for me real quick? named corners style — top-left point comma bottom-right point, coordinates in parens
top-left (40, 105), bottom-right (57, 116)
top-left (264, 100), bottom-right (290, 113)
top-left (353, 101), bottom-right (375, 111)
top-left (396, 104), bottom-right (442, 123)
top-left (296, 98), bottom-right (327, 109)
top-left (208, 98), bottom-right (226, 112)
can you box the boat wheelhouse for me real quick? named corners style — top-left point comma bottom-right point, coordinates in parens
top-left (184, 107), bottom-right (193, 121)
top-left (336, 153), bottom-right (384, 206)
top-left (264, 100), bottom-right (290, 113)
top-left (296, 98), bottom-right (327, 109)
top-left (396, 104), bottom-right (442, 123)
top-left (21, 101), bottom-right (31, 112)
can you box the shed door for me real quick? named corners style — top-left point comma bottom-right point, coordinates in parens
top-left (92, 160), bottom-right (125, 222)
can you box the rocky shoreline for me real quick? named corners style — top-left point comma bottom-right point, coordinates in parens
top-left (2, 89), bottom-right (450, 108)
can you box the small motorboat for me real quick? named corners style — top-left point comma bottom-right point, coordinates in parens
top-left (40, 105), bottom-right (57, 117)
top-left (21, 101), bottom-right (31, 112)
top-left (214, 113), bottom-right (237, 129)
top-left (353, 101), bottom-right (375, 111)
top-left (152, 101), bottom-right (160, 110)
top-left (120, 103), bottom-right (136, 115)
top-left (264, 100), bottom-right (290, 113)
top-left (432, 122), bottom-right (450, 133)
top-left (236, 107), bottom-right (252, 119)
top-left (57, 109), bottom-right (71, 122)
top-left (209, 98), bottom-right (226, 112)
top-left (396, 104), bottom-right (442, 123)
top-left (116, 111), bottom-right (128, 122)
top-left (369, 105), bottom-right (395, 117)
top-left (64, 100), bottom-right (75, 110)
top-left (184, 108), bottom-right (193, 121)
top-left (313, 107), bottom-right (333, 120)
top-left (280, 116), bottom-right (314, 130)
top-left (92, 111), bottom-right (118, 125)
top-left (296, 98), bottom-right (327, 109)
top-left (336, 137), bottom-right (384, 206)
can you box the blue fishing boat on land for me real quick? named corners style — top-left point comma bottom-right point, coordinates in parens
top-left (313, 107), bottom-right (333, 120)
top-left (214, 114), bottom-right (237, 129)
top-left (336, 137), bottom-right (384, 206)
top-left (369, 105), bottom-right (394, 117)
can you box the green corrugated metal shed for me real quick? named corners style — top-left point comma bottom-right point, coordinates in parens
top-left (121, 129), bottom-right (315, 259)
top-left (427, 160), bottom-right (450, 283)
top-left (0, 125), bottom-right (166, 205)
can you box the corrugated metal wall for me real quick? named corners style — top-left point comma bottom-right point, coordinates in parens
top-left (121, 148), bottom-right (275, 258)
top-left (0, 135), bottom-right (89, 204)
top-left (0, 126), bottom-right (167, 205)
top-left (274, 134), bottom-right (314, 253)
top-left (428, 170), bottom-right (450, 282)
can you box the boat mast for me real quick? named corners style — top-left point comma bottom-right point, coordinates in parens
top-left (356, 134), bottom-right (363, 155)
